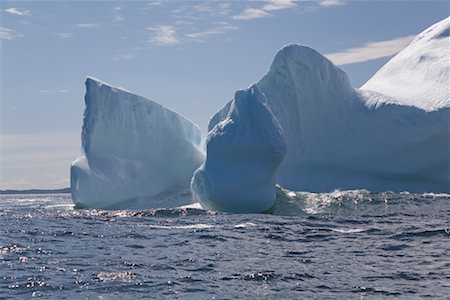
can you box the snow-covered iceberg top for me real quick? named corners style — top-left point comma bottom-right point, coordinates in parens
top-left (71, 77), bottom-right (205, 209)
top-left (362, 17), bottom-right (450, 111)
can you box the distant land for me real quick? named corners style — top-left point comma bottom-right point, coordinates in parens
top-left (0, 188), bottom-right (71, 195)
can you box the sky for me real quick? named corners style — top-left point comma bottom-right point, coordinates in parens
top-left (0, 0), bottom-right (448, 190)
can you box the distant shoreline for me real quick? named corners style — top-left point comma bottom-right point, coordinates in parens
top-left (0, 188), bottom-right (71, 195)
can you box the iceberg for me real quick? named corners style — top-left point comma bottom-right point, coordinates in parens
top-left (70, 77), bottom-right (205, 209)
top-left (210, 18), bottom-right (449, 193)
top-left (191, 85), bottom-right (287, 213)
top-left (70, 18), bottom-right (449, 212)
top-left (362, 17), bottom-right (450, 111)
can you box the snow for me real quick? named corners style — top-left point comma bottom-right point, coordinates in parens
top-left (70, 77), bottom-right (205, 209)
top-left (209, 18), bottom-right (449, 193)
top-left (191, 85), bottom-right (287, 213)
top-left (362, 17), bottom-right (450, 111)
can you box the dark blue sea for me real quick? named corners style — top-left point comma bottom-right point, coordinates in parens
top-left (1, 190), bottom-right (449, 299)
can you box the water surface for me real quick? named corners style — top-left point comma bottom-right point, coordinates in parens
top-left (1, 192), bottom-right (449, 299)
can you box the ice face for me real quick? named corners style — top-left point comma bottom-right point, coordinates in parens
top-left (362, 17), bottom-right (450, 111)
top-left (191, 85), bottom-right (287, 213)
top-left (70, 77), bottom-right (205, 209)
top-left (209, 19), bottom-right (449, 193)
top-left (71, 17), bottom-right (449, 213)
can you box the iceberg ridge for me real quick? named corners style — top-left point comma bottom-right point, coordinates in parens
top-left (210, 19), bottom-right (449, 193)
top-left (71, 77), bottom-right (205, 209)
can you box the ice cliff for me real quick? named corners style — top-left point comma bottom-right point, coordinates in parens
top-left (362, 17), bottom-right (450, 111)
top-left (191, 85), bottom-right (287, 213)
top-left (209, 18), bottom-right (449, 194)
top-left (71, 17), bottom-right (449, 211)
top-left (70, 78), bottom-right (205, 209)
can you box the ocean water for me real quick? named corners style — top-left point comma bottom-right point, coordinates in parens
top-left (0, 191), bottom-right (449, 299)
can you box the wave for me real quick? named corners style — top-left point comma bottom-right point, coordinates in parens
top-left (3, 187), bottom-right (448, 217)
top-left (266, 185), bottom-right (450, 215)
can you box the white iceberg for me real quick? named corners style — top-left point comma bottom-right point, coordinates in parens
top-left (70, 18), bottom-right (449, 212)
top-left (191, 85), bottom-right (287, 213)
top-left (70, 77), bottom-right (205, 209)
top-left (362, 17), bottom-right (450, 111)
top-left (210, 18), bottom-right (449, 193)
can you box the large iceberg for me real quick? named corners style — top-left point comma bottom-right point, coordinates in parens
top-left (191, 85), bottom-right (287, 213)
top-left (71, 18), bottom-right (449, 212)
top-left (70, 78), bottom-right (205, 209)
top-left (210, 18), bottom-right (449, 193)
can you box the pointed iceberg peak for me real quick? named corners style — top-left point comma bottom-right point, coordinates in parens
top-left (270, 44), bottom-right (328, 69)
top-left (267, 44), bottom-right (354, 94)
top-left (258, 44), bottom-right (354, 102)
top-left (85, 76), bottom-right (103, 85)
top-left (191, 85), bottom-right (287, 213)
top-left (85, 76), bottom-right (126, 93)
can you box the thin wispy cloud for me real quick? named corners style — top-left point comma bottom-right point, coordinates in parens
top-left (38, 89), bottom-right (69, 93)
top-left (217, 3), bottom-right (232, 16)
top-left (0, 27), bottom-right (15, 40)
top-left (142, 0), bottom-right (164, 10)
top-left (171, 3), bottom-right (231, 21)
top-left (233, 0), bottom-right (297, 21)
top-left (5, 7), bottom-right (30, 16)
top-left (113, 53), bottom-right (136, 61)
top-left (0, 27), bottom-right (23, 40)
top-left (112, 6), bottom-right (125, 22)
top-left (325, 35), bottom-right (415, 65)
top-left (148, 25), bottom-right (178, 45)
top-left (319, 0), bottom-right (345, 7)
top-left (186, 24), bottom-right (239, 41)
top-left (263, 0), bottom-right (297, 11)
top-left (55, 32), bottom-right (73, 39)
top-left (114, 15), bottom-right (125, 22)
top-left (233, 8), bottom-right (271, 20)
top-left (76, 23), bottom-right (99, 28)
top-left (148, 0), bottom-right (164, 6)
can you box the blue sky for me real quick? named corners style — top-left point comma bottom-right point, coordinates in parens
top-left (0, 0), bottom-right (448, 189)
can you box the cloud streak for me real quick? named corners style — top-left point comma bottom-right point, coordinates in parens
top-left (5, 7), bottom-right (30, 16)
top-left (148, 25), bottom-right (178, 45)
top-left (325, 35), bottom-right (415, 65)
top-left (319, 0), bottom-right (345, 7)
top-left (263, 0), bottom-right (297, 11)
top-left (55, 32), bottom-right (73, 39)
top-left (113, 53), bottom-right (136, 61)
top-left (76, 23), bottom-right (99, 28)
top-left (0, 26), bottom-right (23, 40)
top-left (232, 8), bottom-right (271, 20)
top-left (232, 0), bottom-right (297, 21)
top-left (38, 89), bottom-right (68, 93)
top-left (186, 24), bottom-right (239, 41)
